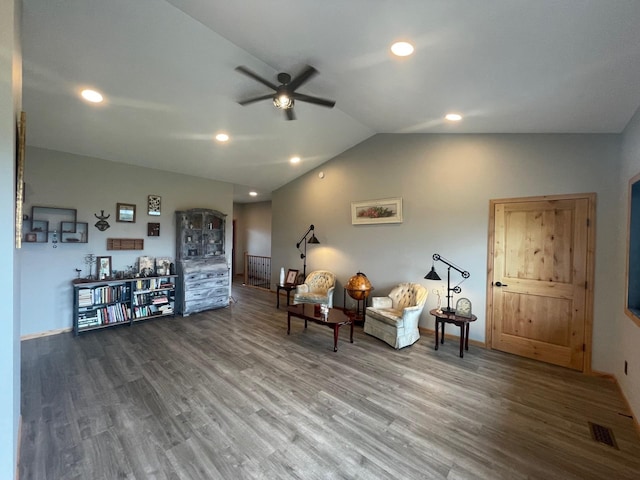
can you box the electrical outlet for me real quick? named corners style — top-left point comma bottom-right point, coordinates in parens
top-left (624, 360), bottom-right (628, 375)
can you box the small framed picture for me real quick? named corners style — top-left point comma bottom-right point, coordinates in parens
top-left (147, 222), bottom-right (160, 236)
top-left (286, 269), bottom-right (299, 284)
top-left (148, 195), bottom-right (161, 216)
top-left (116, 203), bottom-right (136, 223)
top-left (25, 233), bottom-right (37, 242)
top-left (96, 256), bottom-right (112, 280)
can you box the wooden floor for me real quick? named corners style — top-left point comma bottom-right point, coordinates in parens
top-left (19, 283), bottom-right (640, 479)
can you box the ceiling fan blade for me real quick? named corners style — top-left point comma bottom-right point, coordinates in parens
top-left (238, 94), bottom-right (274, 106)
top-left (292, 93), bottom-right (336, 108)
top-left (235, 66), bottom-right (278, 90)
top-left (285, 108), bottom-right (296, 121)
top-left (287, 65), bottom-right (318, 91)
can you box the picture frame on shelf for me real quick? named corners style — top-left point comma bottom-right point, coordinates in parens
top-left (148, 195), bottom-right (161, 216)
top-left (286, 269), bottom-right (299, 284)
top-left (155, 257), bottom-right (172, 275)
top-left (138, 255), bottom-right (154, 276)
top-left (351, 197), bottom-right (403, 225)
top-left (96, 256), bottom-right (112, 280)
top-left (116, 203), bottom-right (136, 223)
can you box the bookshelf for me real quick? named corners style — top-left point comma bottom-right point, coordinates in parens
top-left (72, 275), bottom-right (177, 335)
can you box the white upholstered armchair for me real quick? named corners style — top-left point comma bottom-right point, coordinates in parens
top-left (293, 270), bottom-right (336, 307)
top-left (364, 282), bottom-right (428, 349)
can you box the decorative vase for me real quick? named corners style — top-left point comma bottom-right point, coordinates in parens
top-left (279, 267), bottom-right (285, 285)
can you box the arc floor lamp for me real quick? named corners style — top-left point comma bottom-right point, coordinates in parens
top-left (296, 224), bottom-right (320, 278)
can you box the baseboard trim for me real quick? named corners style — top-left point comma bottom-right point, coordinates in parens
top-left (21, 327), bottom-right (72, 341)
top-left (16, 414), bottom-right (22, 480)
top-left (591, 370), bottom-right (640, 439)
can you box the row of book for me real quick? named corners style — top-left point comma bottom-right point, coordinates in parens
top-left (77, 302), bottom-right (130, 328)
top-left (133, 293), bottom-right (170, 306)
top-left (133, 303), bottom-right (174, 318)
top-left (134, 278), bottom-right (175, 291)
top-left (78, 285), bottom-right (130, 307)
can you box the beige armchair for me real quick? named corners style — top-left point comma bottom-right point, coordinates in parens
top-left (365, 282), bottom-right (428, 349)
top-left (293, 270), bottom-right (336, 307)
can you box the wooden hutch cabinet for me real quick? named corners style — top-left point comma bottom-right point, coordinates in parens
top-left (175, 209), bottom-right (229, 315)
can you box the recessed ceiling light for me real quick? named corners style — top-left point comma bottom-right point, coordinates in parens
top-left (390, 41), bottom-right (414, 57)
top-left (80, 89), bottom-right (103, 103)
top-left (445, 113), bottom-right (463, 122)
top-left (249, 191), bottom-right (258, 197)
top-left (290, 156), bottom-right (300, 164)
top-left (215, 133), bottom-right (229, 142)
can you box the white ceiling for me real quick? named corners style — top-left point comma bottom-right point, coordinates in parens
top-left (22, 0), bottom-right (640, 203)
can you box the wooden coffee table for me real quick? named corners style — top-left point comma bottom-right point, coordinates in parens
top-left (287, 304), bottom-right (354, 352)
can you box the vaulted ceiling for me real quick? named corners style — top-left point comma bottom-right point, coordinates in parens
top-left (22, 0), bottom-right (640, 202)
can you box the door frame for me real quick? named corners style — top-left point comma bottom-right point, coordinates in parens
top-left (485, 193), bottom-right (597, 373)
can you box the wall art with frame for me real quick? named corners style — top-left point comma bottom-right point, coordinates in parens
top-left (351, 197), bottom-right (403, 225)
top-left (117, 203), bottom-right (136, 223)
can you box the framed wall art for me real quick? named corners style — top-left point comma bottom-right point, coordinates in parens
top-left (147, 222), bottom-right (160, 237)
top-left (148, 195), bottom-right (161, 216)
top-left (116, 203), bottom-right (136, 222)
top-left (351, 197), bottom-right (403, 225)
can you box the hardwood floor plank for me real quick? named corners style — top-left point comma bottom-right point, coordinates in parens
top-left (19, 281), bottom-right (640, 479)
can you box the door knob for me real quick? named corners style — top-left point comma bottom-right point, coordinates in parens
top-left (495, 281), bottom-right (508, 287)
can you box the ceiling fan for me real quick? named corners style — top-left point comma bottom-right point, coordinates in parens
top-left (235, 65), bottom-right (336, 120)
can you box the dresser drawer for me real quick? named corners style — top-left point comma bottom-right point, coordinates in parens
top-left (184, 295), bottom-right (228, 315)
top-left (184, 270), bottom-right (228, 283)
top-left (185, 276), bottom-right (228, 291)
top-left (185, 286), bottom-right (228, 302)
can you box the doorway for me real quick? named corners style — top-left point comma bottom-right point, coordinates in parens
top-left (486, 193), bottom-right (596, 372)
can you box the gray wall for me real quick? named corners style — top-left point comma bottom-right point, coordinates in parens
top-left (272, 133), bottom-right (620, 371)
top-left (233, 201), bottom-right (272, 276)
top-left (618, 108), bottom-right (640, 419)
top-left (1, 0), bottom-right (21, 475)
top-left (21, 147), bottom-right (234, 335)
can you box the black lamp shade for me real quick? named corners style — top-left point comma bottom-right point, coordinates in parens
top-left (424, 266), bottom-right (441, 281)
top-left (308, 233), bottom-right (320, 244)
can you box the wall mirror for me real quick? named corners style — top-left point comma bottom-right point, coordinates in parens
top-left (116, 203), bottom-right (136, 223)
top-left (626, 171), bottom-right (640, 327)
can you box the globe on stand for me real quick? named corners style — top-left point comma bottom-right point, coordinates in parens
top-left (345, 271), bottom-right (373, 322)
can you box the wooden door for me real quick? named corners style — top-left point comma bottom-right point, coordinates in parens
top-left (487, 194), bottom-right (595, 371)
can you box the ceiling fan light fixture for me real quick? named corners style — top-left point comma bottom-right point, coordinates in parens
top-left (236, 65), bottom-right (334, 120)
top-left (273, 94), bottom-right (293, 109)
